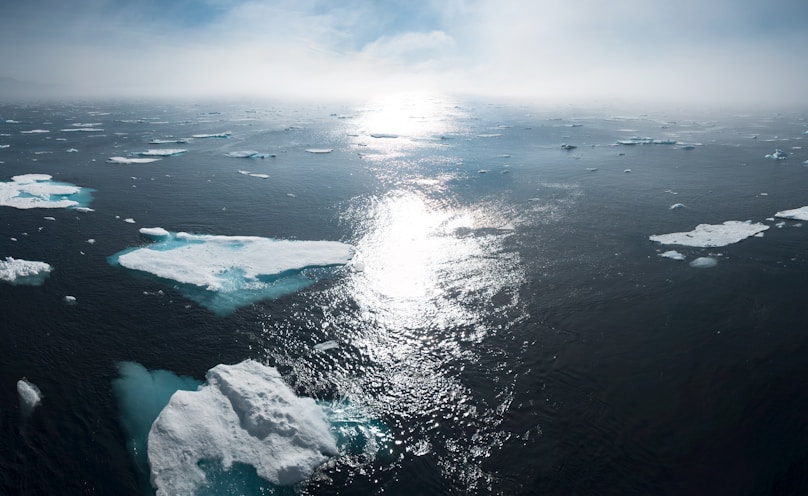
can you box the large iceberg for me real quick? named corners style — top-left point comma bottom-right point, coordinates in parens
top-left (114, 360), bottom-right (391, 495)
top-left (0, 174), bottom-right (93, 210)
top-left (649, 221), bottom-right (769, 247)
top-left (0, 257), bottom-right (52, 285)
top-left (775, 206), bottom-right (808, 221)
top-left (148, 360), bottom-right (338, 494)
top-left (110, 228), bottom-right (355, 314)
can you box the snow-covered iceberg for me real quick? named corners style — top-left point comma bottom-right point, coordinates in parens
top-left (114, 360), bottom-right (391, 495)
top-left (0, 174), bottom-right (93, 210)
top-left (775, 206), bottom-right (808, 221)
top-left (17, 378), bottom-right (42, 415)
top-left (110, 228), bottom-right (355, 314)
top-left (0, 257), bottom-right (52, 285)
top-left (148, 360), bottom-right (337, 494)
top-left (649, 221), bottom-right (769, 247)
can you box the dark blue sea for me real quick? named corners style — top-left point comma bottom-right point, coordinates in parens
top-left (1, 96), bottom-right (807, 495)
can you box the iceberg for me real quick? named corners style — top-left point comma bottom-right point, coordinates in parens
top-left (765, 149), bottom-right (788, 160)
top-left (110, 229), bottom-right (355, 314)
top-left (17, 378), bottom-right (42, 415)
top-left (0, 174), bottom-right (93, 210)
top-left (2, 257), bottom-right (51, 285)
top-left (649, 221), bottom-right (769, 248)
top-left (775, 206), bottom-right (808, 221)
top-left (137, 149), bottom-right (187, 157)
top-left (148, 360), bottom-right (338, 494)
top-left (107, 157), bottom-right (161, 164)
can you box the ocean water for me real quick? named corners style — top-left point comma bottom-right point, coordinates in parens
top-left (1, 96), bottom-right (807, 495)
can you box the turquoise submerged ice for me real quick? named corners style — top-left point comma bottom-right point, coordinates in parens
top-left (0, 174), bottom-right (93, 209)
top-left (110, 228), bottom-right (355, 315)
top-left (114, 360), bottom-right (391, 496)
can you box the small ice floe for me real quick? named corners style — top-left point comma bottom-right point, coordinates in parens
top-left (305, 148), bottom-right (333, 154)
top-left (765, 149), bottom-right (788, 160)
top-left (74, 207), bottom-right (95, 213)
top-left (624, 169), bottom-right (632, 173)
top-left (20, 129), bottom-right (49, 134)
top-left (561, 144), bottom-right (577, 150)
top-left (66, 148), bottom-right (78, 153)
top-left (775, 206), bottom-right (808, 221)
top-left (17, 378), bottom-right (42, 415)
top-left (478, 169), bottom-right (491, 174)
top-left (227, 151), bottom-right (275, 159)
top-left (146, 360), bottom-right (338, 494)
top-left (107, 157), bottom-right (161, 164)
top-left (60, 128), bottom-right (103, 132)
top-left (43, 216), bottom-right (55, 221)
top-left (659, 250), bottom-right (686, 261)
top-left (148, 138), bottom-right (192, 144)
top-left (191, 132), bottom-right (231, 139)
top-left (238, 170), bottom-right (270, 179)
top-left (313, 340), bottom-right (339, 352)
top-left (124, 218), bottom-right (135, 224)
top-left (64, 295), bottom-right (77, 304)
top-left (0, 144), bottom-right (9, 148)
top-left (477, 133), bottom-right (502, 138)
top-left (139, 227), bottom-right (170, 238)
top-left (138, 149), bottom-right (187, 157)
top-left (87, 239), bottom-right (96, 244)
top-left (586, 168), bottom-right (598, 172)
top-left (0, 174), bottom-right (91, 210)
top-left (689, 256), bottom-right (718, 268)
top-left (286, 193), bottom-right (297, 198)
top-left (370, 133), bottom-right (398, 138)
top-left (0, 257), bottom-right (53, 285)
top-left (649, 220), bottom-right (769, 247)
top-left (670, 203), bottom-right (686, 210)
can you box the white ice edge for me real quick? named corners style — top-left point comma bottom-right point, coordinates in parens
top-left (649, 220), bottom-right (769, 248)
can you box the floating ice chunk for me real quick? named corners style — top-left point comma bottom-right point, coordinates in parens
top-left (138, 149), bottom-right (187, 157)
top-left (147, 360), bottom-right (338, 494)
top-left (765, 149), bottom-right (788, 160)
top-left (624, 169), bottom-right (632, 173)
top-left (313, 340), bottom-right (339, 352)
top-left (689, 256), bottom-right (718, 268)
top-left (111, 229), bottom-right (355, 314)
top-left (670, 203), bottom-right (686, 210)
top-left (659, 250), bottom-right (686, 260)
top-left (66, 148), bottom-right (78, 152)
top-left (107, 156), bottom-right (161, 164)
top-left (124, 218), bottom-right (136, 224)
top-left (0, 257), bottom-right (52, 285)
top-left (227, 150), bottom-right (274, 159)
top-left (477, 133), bottom-right (502, 138)
top-left (139, 227), bottom-right (170, 238)
top-left (148, 138), bottom-right (192, 144)
top-left (0, 144), bottom-right (9, 149)
top-left (775, 206), bottom-right (808, 221)
top-left (649, 221), bottom-right (769, 247)
top-left (238, 170), bottom-right (270, 179)
top-left (370, 133), bottom-right (399, 138)
top-left (0, 174), bottom-right (91, 210)
top-left (63, 295), bottom-right (77, 304)
top-left (305, 148), bottom-right (333, 154)
top-left (87, 238), bottom-right (96, 244)
top-left (561, 143), bottom-right (576, 150)
top-left (17, 379), bottom-right (42, 414)
top-left (192, 132), bottom-right (231, 139)
top-left (60, 128), bottom-right (103, 132)
top-left (20, 129), bottom-right (49, 134)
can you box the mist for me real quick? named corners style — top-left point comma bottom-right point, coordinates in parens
top-left (2, 0), bottom-right (807, 107)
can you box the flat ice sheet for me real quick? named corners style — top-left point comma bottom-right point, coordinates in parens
top-left (775, 206), bottom-right (808, 221)
top-left (0, 174), bottom-right (92, 210)
top-left (147, 360), bottom-right (337, 494)
top-left (649, 221), bottom-right (769, 247)
top-left (111, 228), bottom-right (354, 314)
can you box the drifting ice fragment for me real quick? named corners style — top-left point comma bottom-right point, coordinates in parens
top-left (561, 143), bottom-right (576, 150)
top-left (238, 170), bottom-right (270, 179)
top-left (111, 229), bottom-right (355, 314)
top-left (192, 132), bottom-right (231, 139)
top-left (689, 257), bottom-right (718, 268)
top-left (137, 149), bottom-right (187, 157)
top-left (370, 133), bottom-right (399, 138)
top-left (0, 174), bottom-right (92, 210)
top-left (305, 148), bottom-right (333, 154)
top-left (0, 257), bottom-right (52, 285)
top-left (147, 360), bottom-right (338, 494)
top-left (670, 203), bottom-right (686, 210)
top-left (659, 250), bottom-right (686, 260)
top-left (765, 149), bottom-right (788, 160)
top-left (649, 221), bottom-right (769, 247)
top-left (17, 379), bottom-right (42, 415)
top-left (107, 157), bottom-right (161, 164)
top-left (64, 295), bottom-right (77, 304)
top-left (226, 151), bottom-right (274, 158)
top-left (775, 206), bottom-right (808, 221)
top-left (148, 138), bottom-right (192, 144)
top-left (139, 227), bottom-right (170, 238)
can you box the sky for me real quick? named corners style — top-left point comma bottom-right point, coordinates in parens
top-left (2, 0), bottom-right (807, 106)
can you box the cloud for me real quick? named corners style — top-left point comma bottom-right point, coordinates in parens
top-left (1, 0), bottom-right (807, 106)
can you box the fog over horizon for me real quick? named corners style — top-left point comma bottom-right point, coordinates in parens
top-left (2, 0), bottom-right (807, 108)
